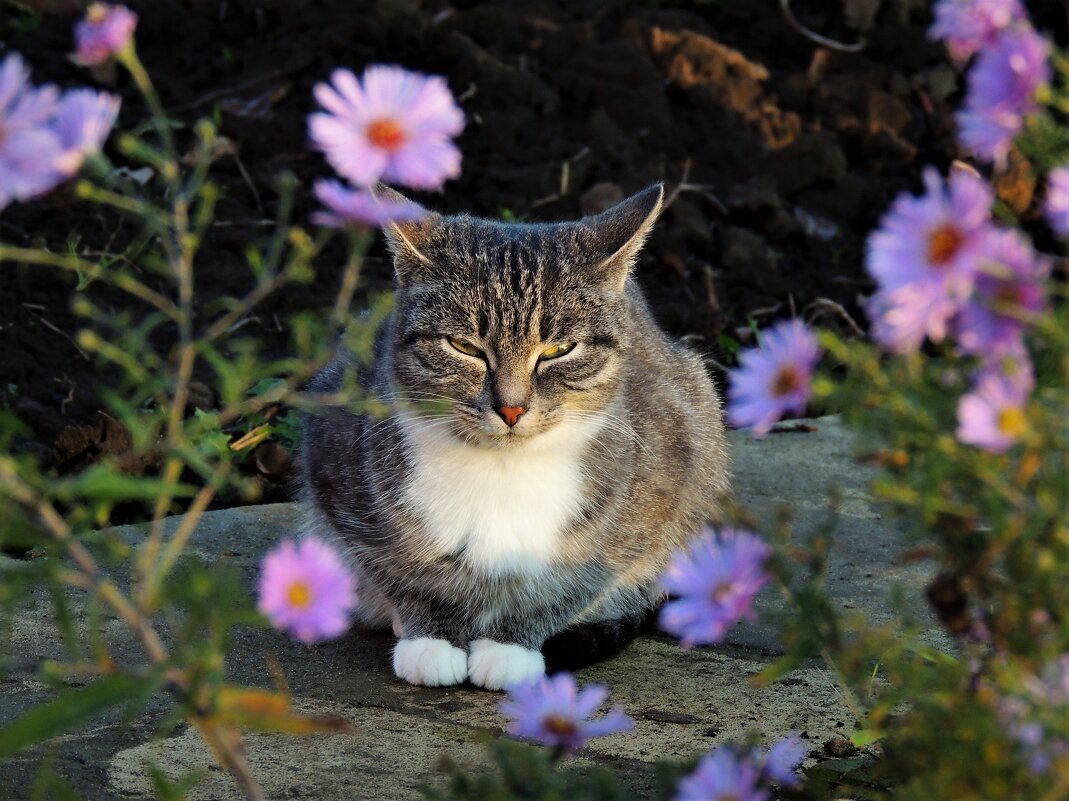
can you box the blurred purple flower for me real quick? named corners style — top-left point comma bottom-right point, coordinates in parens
top-left (499, 673), bottom-right (633, 753)
top-left (0, 53), bottom-right (63, 211)
top-left (759, 733), bottom-right (807, 787)
top-left (956, 368), bottom-right (1031, 453)
top-left (727, 320), bottom-right (820, 437)
top-left (309, 65), bottom-right (464, 190)
top-left (675, 747), bottom-right (768, 801)
top-left (660, 527), bottom-right (771, 648)
top-left (258, 536), bottom-right (357, 644)
top-left (928, 0), bottom-right (1025, 64)
top-left (956, 25), bottom-right (1050, 166)
top-left (312, 179), bottom-right (425, 229)
top-left (955, 228), bottom-right (1048, 357)
top-left (74, 3), bottom-right (138, 66)
top-left (51, 89), bottom-right (120, 177)
top-left (866, 167), bottom-right (993, 352)
top-left (1044, 165), bottom-right (1069, 239)
top-left (999, 655), bottom-right (1069, 776)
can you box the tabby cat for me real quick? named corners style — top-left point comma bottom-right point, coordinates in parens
top-left (300, 184), bottom-right (730, 689)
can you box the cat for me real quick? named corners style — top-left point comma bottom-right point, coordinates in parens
top-left (299, 183), bottom-right (730, 690)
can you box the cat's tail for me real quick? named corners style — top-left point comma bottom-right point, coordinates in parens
top-left (541, 606), bottom-right (661, 673)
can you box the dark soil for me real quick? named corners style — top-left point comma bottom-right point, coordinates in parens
top-left (2, 0), bottom-right (1066, 498)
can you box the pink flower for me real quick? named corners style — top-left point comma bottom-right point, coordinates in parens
top-left (0, 53), bottom-right (63, 211)
top-left (866, 168), bottom-right (994, 353)
top-left (309, 65), bottom-right (464, 191)
top-left (258, 537), bottom-right (357, 644)
top-left (312, 179), bottom-right (425, 229)
top-left (659, 527), bottom-right (771, 648)
top-left (1044, 166), bottom-right (1069, 239)
top-left (727, 320), bottom-right (820, 437)
top-left (928, 0), bottom-right (1025, 64)
top-left (954, 228), bottom-right (1048, 357)
top-left (51, 89), bottom-right (120, 177)
top-left (956, 367), bottom-right (1031, 453)
top-left (74, 3), bottom-right (138, 66)
top-left (500, 673), bottom-right (633, 753)
top-left (956, 25), bottom-right (1050, 166)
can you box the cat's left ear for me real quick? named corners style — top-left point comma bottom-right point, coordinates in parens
top-left (374, 184), bottom-right (441, 288)
top-left (587, 183), bottom-right (664, 292)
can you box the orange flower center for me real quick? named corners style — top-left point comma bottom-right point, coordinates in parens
top-left (366, 118), bottom-right (406, 152)
top-left (997, 407), bottom-right (1026, 437)
top-left (542, 715), bottom-right (579, 738)
top-left (86, 3), bottom-right (108, 23)
top-left (993, 284), bottom-right (1022, 308)
top-left (287, 581), bottom-right (313, 609)
top-left (711, 581), bottom-right (734, 604)
top-left (771, 365), bottom-right (802, 398)
top-left (927, 224), bottom-right (965, 267)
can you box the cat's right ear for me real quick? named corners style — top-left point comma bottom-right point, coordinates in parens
top-left (374, 184), bottom-right (440, 288)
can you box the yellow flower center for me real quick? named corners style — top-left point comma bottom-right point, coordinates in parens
top-left (86, 3), bottom-right (108, 23)
top-left (927, 224), bottom-right (965, 267)
top-left (366, 118), bottom-right (406, 152)
top-left (287, 580), bottom-right (313, 609)
top-left (771, 365), bottom-right (802, 398)
top-left (542, 714), bottom-right (579, 738)
top-left (997, 407), bottom-right (1026, 437)
top-left (711, 581), bottom-right (734, 604)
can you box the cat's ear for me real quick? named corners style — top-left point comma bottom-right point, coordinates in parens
top-left (374, 184), bottom-right (441, 287)
top-left (587, 183), bottom-right (664, 292)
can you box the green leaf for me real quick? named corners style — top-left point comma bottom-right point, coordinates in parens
top-left (850, 728), bottom-right (884, 748)
top-left (0, 674), bottom-right (161, 757)
top-left (57, 465), bottom-right (196, 503)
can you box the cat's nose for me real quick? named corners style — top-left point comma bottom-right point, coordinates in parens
top-left (497, 405), bottom-right (526, 427)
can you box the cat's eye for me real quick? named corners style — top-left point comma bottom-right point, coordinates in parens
top-left (539, 342), bottom-right (577, 360)
top-left (447, 337), bottom-right (485, 359)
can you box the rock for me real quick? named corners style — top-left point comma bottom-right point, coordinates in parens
top-left (756, 133), bottom-right (848, 197)
top-left (721, 227), bottom-right (777, 273)
top-left (824, 736), bottom-right (860, 757)
top-left (580, 183), bottom-right (625, 216)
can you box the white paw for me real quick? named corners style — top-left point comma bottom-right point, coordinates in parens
top-left (392, 638), bottom-right (468, 686)
top-left (467, 639), bottom-right (545, 691)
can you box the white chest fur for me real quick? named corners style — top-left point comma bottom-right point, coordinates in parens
top-left (398, 414), bottom-right (604, 576)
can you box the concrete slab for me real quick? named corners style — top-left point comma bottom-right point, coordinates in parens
top-left (0, 417), bottom-right (941, 800)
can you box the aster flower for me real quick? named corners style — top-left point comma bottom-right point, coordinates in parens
top-left (956, 26), bottom-right (1051, 166)
top-left (0, 53), bottom-right (63, 211)
top-left (1044, 165), bottom-right (1068, 239)
top-left (928, 0), bottom-right (1025, 64)
top-left (866, 167), bottom-right (994, 353)
top-left (955, 228), bottom-right (1048, 357)
top-left (727, 320), bottom-right (820, 437)
top-left (674, 747), bottom-right (768, 801)
top-left (759, 733), bottom-right (807, 787)
top-left (51, 89), bottom-right (120, 177)
top-left (258, 536), bottom-right (357, 644)
top-left (74, 3), bottom-right (138, 66)
top-left (499, 673), bottom-right (633, 753)
top-left (309, 65), bottom-right (464, 191)
top-left (312, 179), bottom-right (425, 229)
top-left (659, 527), bottom-right (771, 647)
top-left (956, 368), bottom-right (1031, 453)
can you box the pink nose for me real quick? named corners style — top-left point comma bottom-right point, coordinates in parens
top-left (497, 405), bottom-right (526, 427)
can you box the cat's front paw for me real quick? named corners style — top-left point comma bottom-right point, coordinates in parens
top-left (393, 637), bottom-right (468, 686)
top-left (467, 639), bottom-right (545, 691)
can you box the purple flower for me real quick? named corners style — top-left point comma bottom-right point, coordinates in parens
top-left (312, 179), bottom-right (426, 229)
top-left (866, 168), bottom-right (993, 353)
top-left (675, 747), bottom-right (768, 801)
top-left (956, 26), bottom-right (1051, 166)
top-left (0, 53), bottom-right (63, 211)
top-left (499, 673), bottom-right (633, 753)
top-left (956, 368), bottom-right (1031, 453)
top-left (309, 65), bottom-right (464, 191)
top-left (74, 3), bottom-right (137, 66)
top-left (51, 89), bottom-right (120, 177)
top-left (660, 527), bottom-right (771, 647)
top-left (955, 229), bottom-right (1048, 357)
top-left (727, 320), bottom-right (820, 437)
top-left (759, 733), bottom-right (807, 787)
top-left (258, 536), bottom-right (357, 644)
top-left (1044, 165), bottom-right (1069, 239)
top-left (929, 0), bottom-right (1025, 64)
